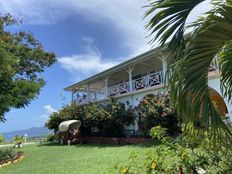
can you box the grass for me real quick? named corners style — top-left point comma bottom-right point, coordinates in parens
top-left (0, 143), bottom-right (155, 174)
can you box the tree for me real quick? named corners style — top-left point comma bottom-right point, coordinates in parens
top-left (13, 135), bottom-right (24, 146)
top-left (0, 134), bottom-right (5, 143)
top-left (0, 14), bottom-right (56, 121)
top-left (144, 0), bottom-right (232, 140)
top-left (45, 112), bottom-right (65, 132)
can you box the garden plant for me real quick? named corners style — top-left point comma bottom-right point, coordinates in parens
top-left (138, 94), bottom-right (181, 136)
top-left (116, 125), bottom-right (232, 174)
top-left (0, 148), bottom-right (23, 166)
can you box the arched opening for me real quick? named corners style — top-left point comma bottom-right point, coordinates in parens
top-left (209, 87), bottom-right (228, 118)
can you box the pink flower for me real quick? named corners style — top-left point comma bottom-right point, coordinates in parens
top-left (162, 112), bottom-right (167, 117)
top-left (143, 99), bottom-right (148, 104)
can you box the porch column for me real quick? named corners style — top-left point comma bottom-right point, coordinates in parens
top-left (71, 90), bottom-right (74, 103)
top-left (162, 60), bottom-right (167, 83)
top-left (104, 77), bottom-right (109, 98)
top-left (86, 84), bottom-right (91, 102)
top-left (127, 66), bottom-right (134, 92)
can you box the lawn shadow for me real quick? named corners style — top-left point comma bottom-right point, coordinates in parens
top-left (72, 141), bottom-right (159, 149)
top-left (36, 142), bottom-right (60, 147)
top-left (36, 140), bottom-right (160, 148)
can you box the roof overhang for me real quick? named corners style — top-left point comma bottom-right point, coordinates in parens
top-left (64, 45), bottom-right (168, 91)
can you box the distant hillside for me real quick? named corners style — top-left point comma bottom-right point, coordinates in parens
top-left (1, 127), bottom-right (52, 141)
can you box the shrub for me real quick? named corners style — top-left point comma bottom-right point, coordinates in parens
top-left (138, 94), bottom-right (181, 136)
top-left (100, 99), bottom-right (135, 136)
top-left (46, 134), bottom-right (58, 142)
top-left (116, 125), bottom-right (232, 174)
top-left (46, 99), bottom-right (136, 137)
top-left (0, 148), bottom-right (23, 165)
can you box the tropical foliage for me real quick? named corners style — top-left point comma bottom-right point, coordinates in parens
top-left (0, 14), bottom-right (56, 121)
top-left (138, 94), bottom-right (181, 136)
top-left (46, 95), bottom-right (181, 137)
top-left (46, 134), bottom-right (58, 143)
top-left (13, 135), bottom-right (24, 146)
top-left (46, 99), bottom-right (136, 137)
top-left (144, 0), bottom-right (232, 140)
top-left (0, 148), bottom-right (23, 165)
top-left (116, 125), bottom-right (232, 174)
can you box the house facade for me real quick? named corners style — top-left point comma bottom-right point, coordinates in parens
top-left (65, 46), bottom-right (232, 122)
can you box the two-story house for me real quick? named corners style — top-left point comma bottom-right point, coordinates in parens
top-left (65, 46), bottom-right (232, 126)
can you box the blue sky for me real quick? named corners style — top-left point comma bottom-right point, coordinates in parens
top-left (0, 0), bottom-right (211, 133)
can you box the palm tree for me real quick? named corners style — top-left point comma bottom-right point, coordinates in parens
top-left (13, 135), bottom-right (24, 147)
top-left (144, 0), bottom-right (232, 141)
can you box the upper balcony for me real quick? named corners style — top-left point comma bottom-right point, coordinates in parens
top-left (108, 71), bottom-right (163, 97)
top-left (65, 48), bottom-right (220, 105)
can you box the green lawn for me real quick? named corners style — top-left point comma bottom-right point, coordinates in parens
top-left (1, 143), bottom-right (154, 174)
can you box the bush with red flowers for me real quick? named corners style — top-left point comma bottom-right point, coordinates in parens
top-left (138, 94), bottom-right (181, 136)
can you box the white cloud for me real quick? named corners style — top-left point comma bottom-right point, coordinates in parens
top-left (1, 0), bottom-right (151, 80)
top-left (69, 0), bottom-right (151, 54)
top-left (34, 105), bottom-right (57, 127)
top-left (44, 105), bottom-right (57, 114)
top-left (0, 0), bottom-right (70, 25)
top-left (58, 37), bottom-right (122, 82)
top-left (0, 0), bottom-right (150, 54)
top-left (0, 0), bottom-right (211, 54)
top-left (1, 0), bottom-right (213, 81)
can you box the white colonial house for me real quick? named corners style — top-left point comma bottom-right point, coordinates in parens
top-left (65, 46), bottom-right (232, 122)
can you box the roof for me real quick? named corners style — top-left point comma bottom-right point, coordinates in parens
top-left (64, 45), bottom-right (167, 91)
top-left (58, 120), bottom-right (81, 132)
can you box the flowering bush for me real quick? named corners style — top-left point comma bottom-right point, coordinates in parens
top-left (138, 94), bottom-right (181, 136)
top-left (46, 99), bottom-right (136, 137)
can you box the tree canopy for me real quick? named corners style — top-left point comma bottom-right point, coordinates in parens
top-left (0, 14), bottom-right (56, 121)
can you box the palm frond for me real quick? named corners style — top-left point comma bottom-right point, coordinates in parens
top-left (220, 42), bottom-right (232, 103)
top-left (170, 2), bottom-right (232, 141)
top-left (144, 0), bottom-right (206, 50)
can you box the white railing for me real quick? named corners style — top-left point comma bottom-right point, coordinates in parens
top-left (74, 91), bottom-right (105, 105)
top-left (133, 71), bottom-right (163, 90)
top-left (109, 71), bottom-right (163, 96)
top-left (109, 82), bottom-right (129, 96)
top-left (133, 77), bottom-right (146, 90)
top-left (95, 92), bottom-right (105, 100)
top-left (119, 82), bottom-right (128, 94)
top-left (147, 71), bottom-right (163, 87)
top-left (74, 96), bottom-right (88, 105)
top-left (74, 71), bottom-right (164, 104)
